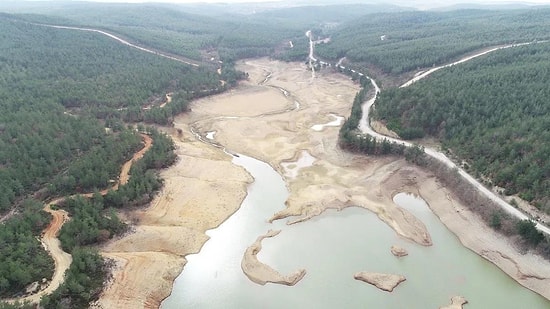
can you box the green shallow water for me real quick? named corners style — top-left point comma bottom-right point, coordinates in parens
top-left (161, 154), bottom-right (549, 309)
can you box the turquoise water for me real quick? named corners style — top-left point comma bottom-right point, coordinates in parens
top-left (161, 154), bottom-right (549, 308)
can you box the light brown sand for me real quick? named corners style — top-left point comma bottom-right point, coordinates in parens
top-left (96, 58), bottom-right (550, 307)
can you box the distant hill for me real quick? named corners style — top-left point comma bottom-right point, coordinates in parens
top-left (316, 8), bottom-right (550, 74)
top-left (432, 2), bottom-right (549, 11)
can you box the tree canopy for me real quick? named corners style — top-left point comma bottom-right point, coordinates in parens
top-left (373, 43), bottom-right (550, 213)
top-left (317, 9), bottom-right (550, 74)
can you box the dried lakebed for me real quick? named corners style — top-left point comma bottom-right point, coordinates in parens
top-left (160, 59), bottom-right (549, 308)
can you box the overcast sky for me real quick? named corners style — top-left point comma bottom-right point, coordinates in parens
top-left (20, 0), bottom-right (550, 9)
top-left (32, 0), bottom-right (550, 3)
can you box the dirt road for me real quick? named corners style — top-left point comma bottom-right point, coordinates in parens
top-left (34, 24), bottom-right (199, 67)
top-left (118, 133), bottom-right (153, 187)
top-left (358, 45), bottom-right (550, 235)
top-left (5, 200), bottom-right (72, 304)
top-left (5, 133), bottom-right (153, 304)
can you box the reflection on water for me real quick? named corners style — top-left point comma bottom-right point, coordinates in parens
top-left (162, 154), bottom-right (549, 308)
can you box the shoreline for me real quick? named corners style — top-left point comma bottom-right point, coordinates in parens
top-left (95, 58), bottom-right (549, 308)
top-left (414, 169), bottom-right (550, 299)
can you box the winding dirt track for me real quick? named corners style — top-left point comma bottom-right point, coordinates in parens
top-left (117, 134), bottom-right (153, 188)
top-left (5, 133), bottom-right (153, 304)
top-left (6, 199), bottom-right (73, 304)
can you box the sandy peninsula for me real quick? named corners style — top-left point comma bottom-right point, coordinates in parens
top-left (95, 58), bottom-right (550, 307)
top-left (241, 229), bottom-right (306, 286)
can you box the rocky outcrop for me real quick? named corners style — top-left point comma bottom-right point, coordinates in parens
top-left (391, 245), bottom-right (408, 257)
top-left (440, 296), bottom-right (468, 309)
top-left (354, 272), bottom-right (406, 292)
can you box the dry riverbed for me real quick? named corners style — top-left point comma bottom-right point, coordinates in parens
top-left (95, 58), bottom-right (550, 307)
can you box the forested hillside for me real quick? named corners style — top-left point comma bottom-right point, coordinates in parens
top-left (9, 5), bottom-right (300, 62)
top-left (316, 9), bottom-right (550, 74)
top-left (372, 43), bottom-right (550, 214)
top-left (0, 12), bottom-right (212, 302)
top-left (0, 16), bottom-right (220, 212)
top-left (4, 3), bottom-right (403, 64)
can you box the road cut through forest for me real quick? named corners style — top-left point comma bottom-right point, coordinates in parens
top-left (5, 133), bottom-right (153, 305)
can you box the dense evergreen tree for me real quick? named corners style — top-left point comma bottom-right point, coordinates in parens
top-left (0, 200), bottom-right (53, 298)
top-left (373, 43), bottom-right (550, 213)
top-left (317, 9), bottom-right (550, 74)
top-left (40, 248), bottom-right (106, 309)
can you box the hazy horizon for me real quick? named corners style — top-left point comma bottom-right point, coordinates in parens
top-left (15, 0), bottom-right (550, 4)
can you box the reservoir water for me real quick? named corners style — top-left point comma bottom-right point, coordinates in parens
top-left (162, 154), bottom-right (549, 308)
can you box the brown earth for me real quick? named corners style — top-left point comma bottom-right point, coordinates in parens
top-left (4, 200), bottom-right (72, 304)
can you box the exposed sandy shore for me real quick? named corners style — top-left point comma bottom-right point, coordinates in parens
top-left (95, 58), bottom-right (549, 307)
top-left (241, 229), bottom-right (306, 286)
top-left (353, 272), bottom-right (406, 292)
top-left (416, 167), bottom-right (550, 299)
top-left (96, 125), bottom-right (254, 308)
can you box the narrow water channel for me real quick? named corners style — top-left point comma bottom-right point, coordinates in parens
top-left (162, 152), bottom-right (548, 308)
top-left (160, 153), bottom-right (288, 308)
